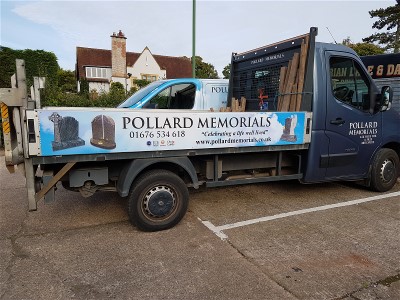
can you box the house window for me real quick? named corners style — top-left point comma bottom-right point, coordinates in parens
top-left (86, 67), bottom-right (110, 79)
top-left (141, 74), bottom-right (158, 82)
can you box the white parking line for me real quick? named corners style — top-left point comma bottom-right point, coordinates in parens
top-left (200, 191), bottom-right (400, 240)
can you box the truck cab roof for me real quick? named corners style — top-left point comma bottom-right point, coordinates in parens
top-left (315, 42), bottom-right (359, 56)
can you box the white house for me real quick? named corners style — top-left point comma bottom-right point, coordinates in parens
top-left (76, 30), bottom-right (192, 93)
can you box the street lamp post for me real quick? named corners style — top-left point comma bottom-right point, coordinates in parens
top-left (192, 0), bottom-right (196, 78)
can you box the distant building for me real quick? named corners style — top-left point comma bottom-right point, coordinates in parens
top-left (76, 30), bottom-right (192, 93)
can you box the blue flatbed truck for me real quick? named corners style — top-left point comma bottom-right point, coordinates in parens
top-left (1, 28), bottom-right (399, 231)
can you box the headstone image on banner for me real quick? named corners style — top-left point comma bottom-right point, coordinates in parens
top-left (49, 112), bottom-right (85, 151)
top-left (90, 115), bottom-right (116, 149)
top-left (280, 115), bottom-right (297, 142)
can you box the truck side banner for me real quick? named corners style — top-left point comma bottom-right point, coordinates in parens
top-left (36, 109), bottom-right (308, 156)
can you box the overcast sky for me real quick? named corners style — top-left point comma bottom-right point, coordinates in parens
top-left (0, 0), bottom-right (395, 76)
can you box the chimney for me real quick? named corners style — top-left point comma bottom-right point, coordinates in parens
top-left (111, 30), bottom-right (127, 78)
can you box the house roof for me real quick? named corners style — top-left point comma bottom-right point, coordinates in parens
top-left (76, 47), bottom-right (192, 79)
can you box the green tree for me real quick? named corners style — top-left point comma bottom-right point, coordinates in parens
top-left (109, 81), bottom-right (126, 99)
top-left (194, 56), bottom-right (219, 79)
top-left (57, 69), bottom-right (76, 93)
top-left (79, 78), bottom-right (89, 97)
top-left (132, 79), bottom-right (151, 88)
top-left (0, 46), bottom-right (59, 89)
top-left (0, 46), bottom-right (138, 109)
top-left (0, 46), bottom-right (17, 88)
top-left (342, 37), bottom-right (385, 56)
top-left (222, 64), bottom-right (231, 79)
top-left (349, 43), bottom-right (385, 56)
top-left (23, 49), bottom-right (59, 87)
top-left (362, 1), bottom-right (400, 53)
top-left (128, 79), bottom-right (151, 97)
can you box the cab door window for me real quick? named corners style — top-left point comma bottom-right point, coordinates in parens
top-left (145, 88), bottom-right (169, 108)
top-left (330, 57), bottom-right (370, 111)
top-left (143, 83), bottom-right (196, 109)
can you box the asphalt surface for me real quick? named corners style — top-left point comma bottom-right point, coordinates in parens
top-left (1, 150), bottom-right (399, 299)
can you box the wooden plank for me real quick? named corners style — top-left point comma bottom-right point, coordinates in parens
top-left (277, 66), bottom-right (287, 111)
top-left (281, 52), bottom-right (300, 111)
top-left (35, 162), bottom-right (76, 203)
top-left (295, 36), bottom-right (309, 111)
top-left (289, 82), bottom-right (298, 111)
top-left (233, 98), bottom-right (239, 112)
top-left (280, 60), bottom-right (292, 111)
top-left (240, 97), bottom-right (246, 112)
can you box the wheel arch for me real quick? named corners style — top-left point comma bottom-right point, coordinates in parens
top-left (368, 141), bottom-right (400, 174)
top-left (381, 141), bottom-right (400, 159)
top-left (367, 145), bottom-right (400, 192)
top-left (382, 141), bottom-right (400, 176)
top-left (117, 157), bottom-right (198, 197)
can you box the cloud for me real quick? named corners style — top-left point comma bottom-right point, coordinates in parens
top-left (268, 113), bottom-right (284, 144)
top-left (39, 111), bottom-right (56, 133)
top-left (12, 1), bottom-right (192, 48)
top-left (8, 0), bottom-right (391, 74)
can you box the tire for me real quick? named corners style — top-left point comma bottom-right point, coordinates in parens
top-left (370, 148), bottom-right (399, 192)
top-left (128, 169), bottom-right (189, 231)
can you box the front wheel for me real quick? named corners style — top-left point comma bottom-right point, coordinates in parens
top-left (370, 148), bottom-right (399, 192)
top-left (128, 169), bottom-right (189, 231)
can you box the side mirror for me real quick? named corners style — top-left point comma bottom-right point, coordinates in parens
top-left (380, 86), bottom-right (393, 112)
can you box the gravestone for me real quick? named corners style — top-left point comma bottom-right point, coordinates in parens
top-left (280, 115), bottom-right (298, 142)
top-left (49, 112), bottom-right (85, 151)
top-left (90, 115), bottom-right (116, 149)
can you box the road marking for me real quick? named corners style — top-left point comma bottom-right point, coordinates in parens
top-left (200, 191), bottom-right (400, 240)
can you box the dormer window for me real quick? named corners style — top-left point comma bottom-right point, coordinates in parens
top-left (86, 67), bottom-right (111, 79)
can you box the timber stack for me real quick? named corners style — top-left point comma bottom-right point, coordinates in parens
top-left (277, 36), bottom-right (309, 112)
top-left (211, 97), bottom-right (246, 112)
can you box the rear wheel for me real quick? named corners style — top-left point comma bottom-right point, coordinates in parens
top-left (370, 148), bottom-right (399, 192)
top-left (128, 169), bottom-right (189, 231)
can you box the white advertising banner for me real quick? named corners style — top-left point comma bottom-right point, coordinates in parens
top-left (37, 108), bottom-right (308, 157)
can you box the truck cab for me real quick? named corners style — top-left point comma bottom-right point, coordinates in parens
top-left (118, 78), bottom-right (228, 111)
top-left (303, 42), bottom-right (399, 188)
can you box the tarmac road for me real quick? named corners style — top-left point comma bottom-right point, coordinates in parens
top-left (1, 150), bottom-right (399, 299)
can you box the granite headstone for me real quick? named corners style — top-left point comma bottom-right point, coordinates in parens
top-left (280, 115), bottom-right (298, 142)
top-left (49, 112), bottom-right (85, 151)
top-left (90, 115), bottom-right (116, 149)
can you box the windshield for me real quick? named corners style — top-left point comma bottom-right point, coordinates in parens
top-left (117, 81), bottom-right (165, 108)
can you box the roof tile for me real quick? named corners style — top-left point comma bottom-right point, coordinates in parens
top-left (76, 47), bottom-right (192, 79)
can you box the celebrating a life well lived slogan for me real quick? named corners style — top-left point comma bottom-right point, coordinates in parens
top-left (37, 108), bottom-right (308, 157)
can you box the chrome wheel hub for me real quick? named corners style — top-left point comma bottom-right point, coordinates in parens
top-left (143, 186), bottom-right (175, 218)
top-left (380, 159), bottom-right (395, 183)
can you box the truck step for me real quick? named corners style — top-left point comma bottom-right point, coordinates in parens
top-left (206, 173), bottom-right (302, 188)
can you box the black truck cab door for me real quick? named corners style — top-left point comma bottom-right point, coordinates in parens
top-left (323, 51), bottom-right (381, 180)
